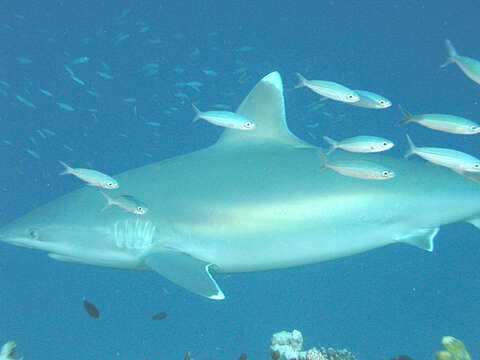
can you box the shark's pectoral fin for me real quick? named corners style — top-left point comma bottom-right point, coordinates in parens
top-left (395, 227), bottom-right (439, 251)
top-left (142, 250), bottom-right (225, 300)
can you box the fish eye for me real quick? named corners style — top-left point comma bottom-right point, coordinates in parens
top-left (382, 141), bottom-right (388, 146)
top-left (244, 122), bottom-right (254, 128)
top-left (347, 94), bottom-right (356, 100)
top-left (474, 163), bottom-right (480, 168)
top-left (381, 170), bottom-right (390, 177)
top-left (471, 126), bottom-right (478, 130)
top-left (106, 182), bottom-right (115, 188)
top-left (379, 100), bottom-right (386, 105)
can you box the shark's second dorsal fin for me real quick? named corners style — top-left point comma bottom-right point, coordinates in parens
top-left (215, 71), bottom-right (309, 147)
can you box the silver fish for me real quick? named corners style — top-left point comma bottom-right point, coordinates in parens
top-left (100, 191), bottom-right (148, 214)
top-left (295, 73), bottom-right (359, 103)
top-left (56, 102), bottom-right (75, 111)
top-left (318, 151), bottom-right (394, 180)
top-left (72, 56), bottom-right (90, 64)
top-left (15, 95), bottom-right (36, 109)
top-left (404, 134), bottom-right (480, 172)
top-left (192, 104), bottom-right (256, 130)
top-left (323, 136), bottom-right (394, 155)
top-left (399, 106), bottom-right (480, 134)
top-left (442, 39), bottom-right (480, 85)
top-left (350, 90), bottom-right (391, 109)
top-left (58, 160), bottom-right (119, 189)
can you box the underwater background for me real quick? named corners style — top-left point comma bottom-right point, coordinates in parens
top-left (0, 0), bottom-right (479, 359)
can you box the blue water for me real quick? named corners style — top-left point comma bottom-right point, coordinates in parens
top-left (1, 1), bottom-right (479, 359)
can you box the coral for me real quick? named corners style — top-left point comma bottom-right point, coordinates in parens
top-left (270, 330), bottom-right (306, 360)
top-left (306, 348), bottom-right (325, 360)
top-left (319, 346), bottom-right (357, 360)
top-left (434, 336), bottom-right (471, 360)
top-left (0, 341), bottom-right (22, 360)
top-left (270, 330), bottom-right (356, 360)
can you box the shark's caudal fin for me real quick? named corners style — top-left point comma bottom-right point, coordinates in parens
top-left (142, 250), bottom-right (225, 300)
top-left (215, 71), bottom-right (310, 147)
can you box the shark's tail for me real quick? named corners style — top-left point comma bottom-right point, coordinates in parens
top-left (397, 105), bottom-right (413, 126)
top-left (58, 160), bottom-right (72, 176)
top-left (404, 134), bottom-right (417, 158)
top-left (294, 73), bottom-right (307, 89)
top-left (191, 104), bottom-right (202, 123)
top-left (441, 39), bottom-right (459, 68)
top-left (323, 136), bottom-right (338, 155)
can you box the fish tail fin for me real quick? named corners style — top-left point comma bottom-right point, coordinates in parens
top-left (58, 160), bottom-right (72, 175)
top-left (441, 39), bottom-right (458, 68)
top-left (317, 150), bottom-right (328, 169)
top-left (191, 104), bottom-right (201, 122)
top-left (99, 190), bottom-right (112, 212)
top-left (404, 134), bottom-right (417, 158)
top-left (322, 136), bottom-right (338, 155)
top-left (294, 73), bottom-right (307, 88)
top-left (397, 105), bottom-right (413, 126)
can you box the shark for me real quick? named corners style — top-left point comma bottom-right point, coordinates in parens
top-left (2, 71), bottom-right (480, 300)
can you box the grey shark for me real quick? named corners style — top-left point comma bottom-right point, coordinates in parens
top-left (2, 72), bottom-right (480, 300)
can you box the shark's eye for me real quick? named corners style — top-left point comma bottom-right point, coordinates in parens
top-left (28, 229), bottom-right (39, 239)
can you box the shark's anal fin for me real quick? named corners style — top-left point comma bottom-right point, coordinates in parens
top-left (142, 250), bottom-right (225, 300)
top-left (395, 227), bottom-right (439, 251)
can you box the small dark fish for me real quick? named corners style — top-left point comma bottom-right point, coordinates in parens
top-left (83, 299), bottom-right (100, 318)
top-left (391, 356), bottom-right (413, 360)
top-left (152, 312), bottom-right (168, 320)
top-left (238, 353), bottom-right (248, 360)
top-left (184, 352), bottom-right (191, 360)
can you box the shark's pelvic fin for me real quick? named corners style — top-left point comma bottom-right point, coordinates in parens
top-left (215, 71), bottom-right (309, 147)
top-left (395, 227), bottom-right (439, 251)
top-left (142, 250), bottom-right (225, 300)
top-left (467, 216), bottom-right (480, 229)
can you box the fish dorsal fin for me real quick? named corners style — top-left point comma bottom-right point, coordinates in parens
top-left (215, 71), bottom-right (308, 147)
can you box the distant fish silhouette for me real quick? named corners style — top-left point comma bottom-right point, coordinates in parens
top-left (391, 355), bottom-right (413, 360)
top-left (152, 312), bottom-right (168, 320)
top-left (238, 353), bottom-right (247, 360)
top-left (83, 299), bottom-right (100, 319)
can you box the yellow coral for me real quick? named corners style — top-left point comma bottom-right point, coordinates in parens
top-left (434, 336), bottom-right (471, 360)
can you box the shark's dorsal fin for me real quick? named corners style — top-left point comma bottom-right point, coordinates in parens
top-left (215, 71), bottom-right (309, 147)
